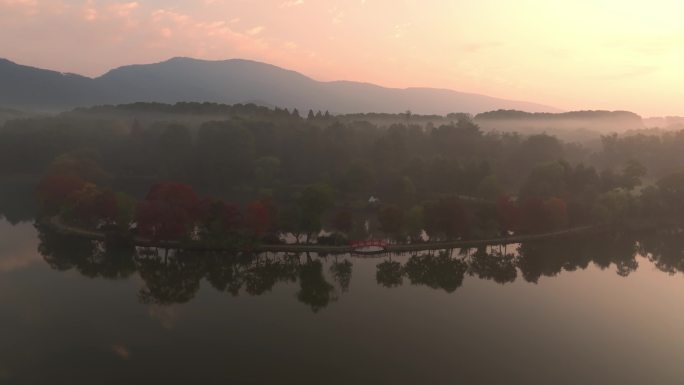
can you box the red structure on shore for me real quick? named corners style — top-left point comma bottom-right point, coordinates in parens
top-left (349, 239), bottom-right (389, 250)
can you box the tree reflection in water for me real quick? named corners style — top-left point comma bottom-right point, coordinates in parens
top-left (404, 252), bottom-right (468, 293)
top-left (38, 223), bottom-right (137, 279)
top-left (467, 247), bottom-right (517, 284)
top-left (298, 255), bottom-right (337, 312)
top-left (330, 258), bottom-right (353, 292)
top-left (376, 259), bottom-right (403, 288)
top-left (638, 229), bottom-right (684, 274)
top-left (137, 252), bottom-right (205, 305)
top-left (35, 224), bottom-right (684, 312)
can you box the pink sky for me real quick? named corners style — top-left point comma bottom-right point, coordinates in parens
top-left (2, 0), bottom-right (684, 116)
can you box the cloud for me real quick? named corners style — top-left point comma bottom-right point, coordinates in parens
top-left (393, 22), bottom-right (412, 39)
top-left (0, 0), bottom-right (39, 15)
top-left (1, 0), bottom-right (37, 7)
top-left (329, 5), bottom-right (344, 24)
top-left (0, 1), bottom-right (312, 76)
top-left (280, 0), bottom-right (303, 8)
top-left (107, 1), bottom-right (138, 17)
top-left (82, 7), bottom-right (98, 21)
top-left (246, 25), bottom-right (265, 35)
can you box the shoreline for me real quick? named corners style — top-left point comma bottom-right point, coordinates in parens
top-left (44, 216), bottom-right (612, 254)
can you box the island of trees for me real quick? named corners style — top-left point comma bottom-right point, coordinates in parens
top-left (2, 102), bottom-right (684, 251)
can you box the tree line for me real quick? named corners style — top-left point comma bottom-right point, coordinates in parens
top-left (5, 102), bottom-right (684, 244)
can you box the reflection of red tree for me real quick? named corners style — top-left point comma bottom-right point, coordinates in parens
top-left (37, 174), bottom-right (86, 211)
top-left (135, 183), bottom-right (200, 241)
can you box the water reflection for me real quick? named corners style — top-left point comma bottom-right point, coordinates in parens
top-left (376, 259), bottom-right (403, 288)
top-left (639, 229), bottom-right (684, 274)
top-left (0, 181), bottom-right (37, 225)
top-left (38, 225), bottom-right (137, 279)
top-left (0, 221), bottom-right (43, 273)
top-left (404, 253), bottom-right (468, 293)
top-left (34, 224), bottom-right (684, 311)
top-left (467, 247), bottom-right (517, 284)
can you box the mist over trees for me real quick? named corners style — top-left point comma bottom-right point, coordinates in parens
top-left (4, 102), bottom-right (684, 246)
top-left (474, 109), bottom-right (644, 134)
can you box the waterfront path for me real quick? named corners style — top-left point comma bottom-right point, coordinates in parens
top-left (45, 216), bottom-right (610, 254)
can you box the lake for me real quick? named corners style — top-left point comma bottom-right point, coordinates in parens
top-left (1, 216), bottom-right (684, 385)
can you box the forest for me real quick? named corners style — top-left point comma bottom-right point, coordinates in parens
top-left (3, 102), bottom-right (684, 248)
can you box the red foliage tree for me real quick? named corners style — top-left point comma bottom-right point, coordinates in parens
top-left (519, 196), bottom-right (569, 234)
top-left (37, 174), bottom-right (86, 212)
top-left (135, 182), bottom-right (200, 241)
top-left (136, 200), bottom-right (197, 241)
top-left (519, 196), bottom-right (546, 234)
top-left (496, 195), bottom-right (520, 233)
top-left (544, 197), bottom-right (568, 230)
top-left (244, 199), bottom-right (276, 237)
top-left (197, 198), bottom-right (243, 235)
top-left (145, 182), bottom-right (199, 214)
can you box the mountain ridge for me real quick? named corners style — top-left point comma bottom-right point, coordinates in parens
top-left (0, 56), bottom-right (561, 114)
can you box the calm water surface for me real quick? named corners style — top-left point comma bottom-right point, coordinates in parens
top-left (1, 218), bottom-right (684, 385)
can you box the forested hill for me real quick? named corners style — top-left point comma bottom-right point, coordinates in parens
top-left (475, 109), bottom-right (644, 133)
top-left (0, 57), bottom-right (558, 114)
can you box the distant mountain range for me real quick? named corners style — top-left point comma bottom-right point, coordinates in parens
top-left (0, 57), bottom-right (560, 114)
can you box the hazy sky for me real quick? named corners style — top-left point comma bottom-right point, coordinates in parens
top-left (2, 0), bottom-right (684, 116)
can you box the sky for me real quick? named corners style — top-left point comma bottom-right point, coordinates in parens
top-left (2, 0), bottom-right (684, 116)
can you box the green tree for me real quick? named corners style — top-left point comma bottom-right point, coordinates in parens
top-left (620, 159), bottom-right (646, 190)
top-left (377, 204), bottom-right (404, 242)
top-left (254, 156), bottom-right (281, 188)
top-left (593, 189), bottom-right (635, 223)
top-left (404, 205), bottom-right (424, 242)
top-left (298, 183), bottom-right (335, 243)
